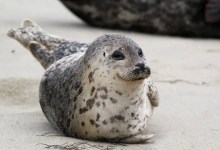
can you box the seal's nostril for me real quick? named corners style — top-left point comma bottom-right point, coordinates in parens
top-left (135, 63), bottom-right (145, 70)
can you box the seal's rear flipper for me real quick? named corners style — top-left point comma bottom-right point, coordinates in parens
top-left (29, 41), bottom-right (55, 69)
top-left (7, 19), bottom-right (72, 69)
top-left (205, 0), bottom-right (220, 23)
top-left (22, 19), bottom-right (41, 29)
top-left (7, 19), bottom-right (43, 49)
top-left (7, 19), bottom-right (69, 51)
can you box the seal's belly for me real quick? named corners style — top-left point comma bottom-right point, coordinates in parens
top-left (70, 94), bottom-right (153, 140)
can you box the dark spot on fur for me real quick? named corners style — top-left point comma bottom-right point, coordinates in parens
top-left (88, 68), bottom-right (98, 83)
top-left (95, 124), bottom-right (100, 128)
top-left (73, 96), bottom-right (78, 102)
top-left (79, 107), bottom-right (88, 114)
top-left (94, 92), bottom-right (98, 99)
top-left (110, 97), bottom-right (117, 103)
top-left (127, 124), bottom-right (132, 129)
top-left (103, 52), bottom-right (106, 57)
top-left (96, 113), bottom-right (100, 121)
top-left (144, 115), bottom-right (149, 121)
top-left (133, 125), bottom-right (137, 129)
top-left (85, 131), bottom-right (88, 135)
top-left (67, 98), bottom-right (71, 104)
top-left (87, 64), bottom-right (91, 69)
top-left (131, 112), bottom-right (135, 117)
top-left (110, 127), bottom-right (119, 133)
top-left (96, 102), bottom-right (100, 107)
top-left (131, 101), bottom-right (138, 105)
top-left (114, 115), bottom-right (125, 121)
top-left (125, 106), bottom-right (129, 110)
top-left (102, 120), bottom-right (107, 125)
top-left (110, 115), bottom-right (125, 123)
top-left (81, 122), bottom-right (85, 126)
top-left (90, 119), bottom-right (95, 125)
top-left (74, 81), bottom-right (81, 90)
top-left (97, 86), bottom-right (108, 94)
top-left (115, 90), bottom-right (123, 96)
top-left (86, 98), bottom-right (95, 109)
top-left (88, 72), bottom-right (94, 83)
top-left (78, 86), bottom-right (83, 95)
top-left (135, 114), bottom-right (139, 120)
top-left (74, 104), bottom-right (77, 110)
top-left (90, 86), bottom-right (96, 96)
top-left (100, 94), bottom-right (108, 99)
top-left (102, 102), bottom-right (106, 107)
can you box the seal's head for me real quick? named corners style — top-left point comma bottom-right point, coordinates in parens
top-left (84, 34), bottom-right (151, 81)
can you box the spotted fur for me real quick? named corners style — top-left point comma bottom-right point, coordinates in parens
top-left (8, 20), bottom-right (159, 143)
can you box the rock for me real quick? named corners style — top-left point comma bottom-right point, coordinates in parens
top-left (60, 0), bottom-right (220, 38)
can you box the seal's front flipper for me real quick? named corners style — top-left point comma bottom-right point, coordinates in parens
top-left (205, 0), bottom-right (220, 23)
top-left (29, 41), bottom-right (55, 69)
top-left (119, 134), bottom-right (154, 144)
top-left (147, 79), bottom-right (159, 107)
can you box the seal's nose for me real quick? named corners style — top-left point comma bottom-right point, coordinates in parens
top-left (134, 63), bottom-right (151, 75)
top-left (135, 63), bottom-right (145, 70)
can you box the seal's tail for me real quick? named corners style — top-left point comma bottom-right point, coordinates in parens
top-left (7, 19), bottom-right (68, 69)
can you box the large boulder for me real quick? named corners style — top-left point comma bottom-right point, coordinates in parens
top-left (60, 0), bottom-right (220, 38)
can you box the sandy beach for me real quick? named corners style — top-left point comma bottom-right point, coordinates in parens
top-left (0, 0), bottom-right (220, 149)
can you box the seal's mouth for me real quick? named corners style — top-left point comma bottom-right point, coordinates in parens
top-left (116, 66), bottom-right (151, 81)
top-left (133, 65), bottom-right (151, 76)
top-left (117, 73), bottom-right (149, 82)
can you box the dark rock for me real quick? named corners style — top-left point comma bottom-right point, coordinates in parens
top-left (60, 0), bottom-right (220, 38)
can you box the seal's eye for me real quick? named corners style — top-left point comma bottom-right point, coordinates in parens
top-left (111, 50), bottom-right (125, 60)
top-left (138, 48), bottom-right (143, 57)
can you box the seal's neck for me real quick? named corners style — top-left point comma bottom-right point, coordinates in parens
top-left (83, 67), bottom-right (147, 104)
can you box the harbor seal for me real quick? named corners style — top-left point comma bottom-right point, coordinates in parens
top-left (60, 0), bottom-right (220, 38)
top-left (7, 20), bottom-right (159, 143)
